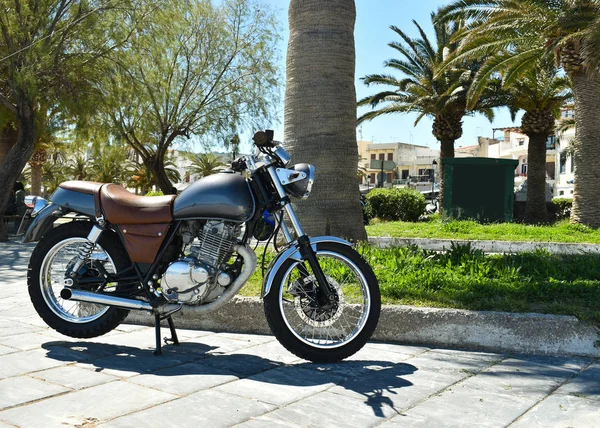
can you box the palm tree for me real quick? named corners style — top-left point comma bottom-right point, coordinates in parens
top-left (504, 64), bottom-right (572, 223)
top-left (284, 0), bottom-right (366, 240)
top-left (89, 145), bottom-right (129, 184)
top-left (357, 14), bottom-right (504, 209)
top-left (438, 0), bottom-right (600, 227)
top-left (186, 152), bottom-right (224, 179)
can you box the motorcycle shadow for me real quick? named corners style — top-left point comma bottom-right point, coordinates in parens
top-left (40, 340), bottom-right (417, 417)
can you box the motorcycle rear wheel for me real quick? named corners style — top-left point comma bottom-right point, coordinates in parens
top-left (263, 242), bottom-right (381, 363)
top-left (28, 221), bottom-right (130, 338)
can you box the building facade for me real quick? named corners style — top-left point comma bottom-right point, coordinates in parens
top-left (357, 141), bottom-right (439, 188)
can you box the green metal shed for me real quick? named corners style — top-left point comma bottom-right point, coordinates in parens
top-left (442, 157), bottom-right (518, 222)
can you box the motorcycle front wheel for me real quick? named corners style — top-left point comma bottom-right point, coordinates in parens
top-left (263, 242), bottom-right (381, 363)
top-left (28, 221), bottom-right (130, 338)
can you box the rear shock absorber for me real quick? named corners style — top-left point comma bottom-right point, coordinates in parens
top-left (69, 225), bottom-right (103, 278)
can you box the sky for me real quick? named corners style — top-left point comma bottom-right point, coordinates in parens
top-left (257, 0), bottom-right (522, 151)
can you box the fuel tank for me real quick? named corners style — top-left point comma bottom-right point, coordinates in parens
top-left (173, 173), bottom-right (255, 222)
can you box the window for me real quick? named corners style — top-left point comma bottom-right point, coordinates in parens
top-left (370, 154), bottom-right (376, 160)
top-left (387, 153), bottom-right (393, 161)
top-left (570, 156), bottom-right (574, 173)
top-left (518, 139), bottom-right (525, 146)
top-left (560, 157), bottom-right (566, 174)
top-left (521, 163), bottom-right (527, 175)
top-left (379, 153), bottom-right (385, 161)
top-left (370, 174), bottom-right (375, 184)
top-left (559, 190), bottom-right (564, 196)
top-left (546, 136), bottom-right (557, 150)
top-left (401, 169), bottom-right (409, 179)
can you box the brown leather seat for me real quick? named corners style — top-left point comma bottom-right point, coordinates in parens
top-left (100, 184), bottom-right (175, 225)
top-left (59, 181), bottom-right (104, 195)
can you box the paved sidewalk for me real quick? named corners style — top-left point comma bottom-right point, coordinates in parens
top-left (0, 239), bottom-right (598, 427)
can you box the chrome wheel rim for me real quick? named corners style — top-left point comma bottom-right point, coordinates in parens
top-left (278, 250), bottom-right (371, 349)
top-left (40, 238), bottom-right (115, 323)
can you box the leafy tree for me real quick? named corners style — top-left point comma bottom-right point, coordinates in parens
top-left (357, 14), bottom-right (505, 209)
top-left (438, 0), bottom-right (600, 228)
top-left (285, 0), bottom-right (366, 240)
top-left (186, 152), bottom-right (224, 178)
top-left (97, 0), bottom-right (280, 195)
top-left (0, 0), bottom-right (138, 240)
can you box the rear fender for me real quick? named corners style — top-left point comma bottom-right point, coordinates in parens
top-left (261, 236), bottom-right (352, 297)
top-left (21, 203), bottom-right (63, 243)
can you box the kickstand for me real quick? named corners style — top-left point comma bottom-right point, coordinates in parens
top-left (153, 313), bottom-right (180, 356)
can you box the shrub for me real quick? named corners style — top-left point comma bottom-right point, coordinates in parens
top-left (365, 187), bottom-right (426, 222)
top-left (552, 198), bottom-right (572, 220)
top-left (145, 190), bottom-right (164, 196)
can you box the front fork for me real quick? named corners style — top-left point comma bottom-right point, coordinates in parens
top-left (268, 167), bottom-right (336, 305)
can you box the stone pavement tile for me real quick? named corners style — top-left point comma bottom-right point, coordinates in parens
top-left (458, 357), bottom-right (583, 400)
top-left (127, 362), bottom-right (239, 395)
top-left (261, 390), bottom-right (398, 427)
top-left (0, 320), bottom-right (45, 338)
top-left (345, 345), bottom-right (425, 364)
top-left (199, 352), bottom-right (281, 377)
top-left (100, 389), bottom-right (275, 427)
top-left (30, 365), bottom-right (118, 390)
top-left (75, 346), bottom-right (202, 378)
top-left (430, 348), bottom-right (505, 362)
top-left (235, 415), bottom-right (302, 427)
top-left (185, 333), bottom-right (270, 356)
top-left (0, 378), bottom-right (177, 428)
top-left (554, 363), bottom-right (600, 401)
top-left (92, 329), bottom-right (170, 350)
top-left (0, 349), bottom-right (67, 379)
top-left (0, 344), bottom-right (18, 356)
top-left (328, 363), bottom-right (466, 412)
top-left (0, 376), bottom-right (69, 410)
top-left (215, 365), bottom-right (345, 406)
top-left (1, 332), bottom-right (74, 351)
top-left (216, 332), bottom-right (275, 345)
top-left (394, 383), bottom-right (539, 427)
top-left (227, 340), bottom-right (300, 365)
top-left (511, 394), bottom-right (600, 427)
top-left (362, 342), bottom-right (429, 358)
top-left (513, 354), bottom-right (591, 373)
top-left (402, 350), bottom-right (501, 375)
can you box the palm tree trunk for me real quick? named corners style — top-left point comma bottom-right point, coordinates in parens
top-left (570, 72), bottom-right (600, 228)
top-left (284, 0), bottom-right (366, 241)
top-left (524, 133), bottom-right (548, 224)
top-left (438, 139), bottom-right (455, 216)
top-left (30, 164), bottom-right (43, 196)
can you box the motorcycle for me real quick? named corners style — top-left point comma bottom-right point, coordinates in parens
top-left (23, 130), bottom-right (381, 362)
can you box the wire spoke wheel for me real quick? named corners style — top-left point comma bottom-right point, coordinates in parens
top-left (282, 254), bottom-right (370, 347)
top-left (40, 238), bottom-right (115, 323)
top-left (264, 242), bottom-right (380, 363)
top-left (28, 222), bottom-right (130, 338)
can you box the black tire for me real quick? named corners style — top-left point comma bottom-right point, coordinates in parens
top-left (28, 221), bottom-right (130, 338)
top-left (264, 242), bottom-right (381, 363)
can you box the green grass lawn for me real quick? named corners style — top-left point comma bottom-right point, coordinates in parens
top-left (366, 216), bottom-right (600, 243)
top-left (240, 243), bottom-right (600, 327)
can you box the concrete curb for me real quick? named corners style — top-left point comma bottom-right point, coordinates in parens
top-left (126, 297), bottom-right (600, 358)
top-left (369, 237), bottom-right (600, 254)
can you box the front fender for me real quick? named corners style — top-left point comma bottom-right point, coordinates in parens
top-left (261, 236), bottom-right (352, 297)
top-left (21, 203), bottom-right (61, 243)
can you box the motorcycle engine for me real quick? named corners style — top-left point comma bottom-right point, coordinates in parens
top-left (161, 220), bottom-right (242, 304)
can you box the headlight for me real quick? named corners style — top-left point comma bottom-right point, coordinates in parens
top-left (284, 163), bottom-right (315, 199)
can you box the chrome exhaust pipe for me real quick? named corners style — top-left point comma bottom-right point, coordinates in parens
top-left (60, 288), bottom-right (153, 312)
